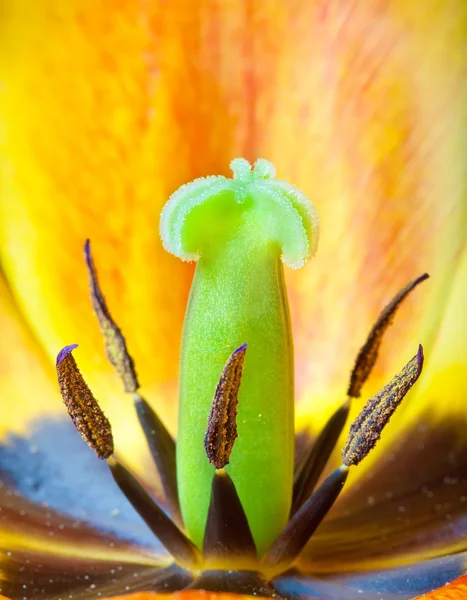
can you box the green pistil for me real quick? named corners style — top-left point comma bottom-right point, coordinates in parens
top-left (160, 158), bottom-right (319, 554)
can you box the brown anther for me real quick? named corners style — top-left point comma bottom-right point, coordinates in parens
top-left (204, 344), bottom-right (247, 469)
top-left (56, 345), bottom-right (114, 459)
top-left (342, 345), bottom-right (424, 466)
top-left (348, 273), bottom-right (429, 398)
top-left (84, 239), bottom-right (139, 393)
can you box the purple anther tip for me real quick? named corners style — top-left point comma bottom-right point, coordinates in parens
top-left (84, 238), bottom-right (92, 265)
top-left (56, 344), bottom-right (79, 366)
top-left (233, 343), bottom-right (248, 354)
top-left (417, 344), bottom-right (424, 370)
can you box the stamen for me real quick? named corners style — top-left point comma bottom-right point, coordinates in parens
top-left (263, 465), bottom-right (349, 570)
top-left (292, 275), bottom-right (428, 515)
top-left (84, 240), bottom-right (182, 525)
top-left (84, 239), bottom-right (139, 393)
top-left (56, 344), bottom-right (113, 459)
top-left (342, 345), bottom-right (424, 466)
top-left (203, 469), bottom-right (257, 562)
top-left (201, 345), bottom-right (256, 563)
top-left (107, 457), bottom-right (201, 568)
top-left (133, 392), bottom-right (181, 525)
top-left (204, 344), bottom-right (247, 469)
top-left (291, 399), bottom-right (350, 515)
top-left (348, 273), bottom-right (429, 398)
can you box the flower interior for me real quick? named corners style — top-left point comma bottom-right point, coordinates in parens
top-left (56, 158), bottom-right (428, 596)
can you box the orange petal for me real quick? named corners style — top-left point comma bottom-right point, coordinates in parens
top-left (413, 575), bottom-right (467, 599)
top-left (0, 272), bottom-right (62, 439)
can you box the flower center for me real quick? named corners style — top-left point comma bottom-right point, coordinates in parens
top-left (55, 161), bottom-right (428, 593)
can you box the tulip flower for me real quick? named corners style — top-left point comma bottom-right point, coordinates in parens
top-left (0, 2), bottom-right (466, 600)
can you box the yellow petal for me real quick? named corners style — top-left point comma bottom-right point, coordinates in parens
top-left (407, 244), bottom-right (467, 422)
top-left (0, 272), bottom-right (61, 438)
